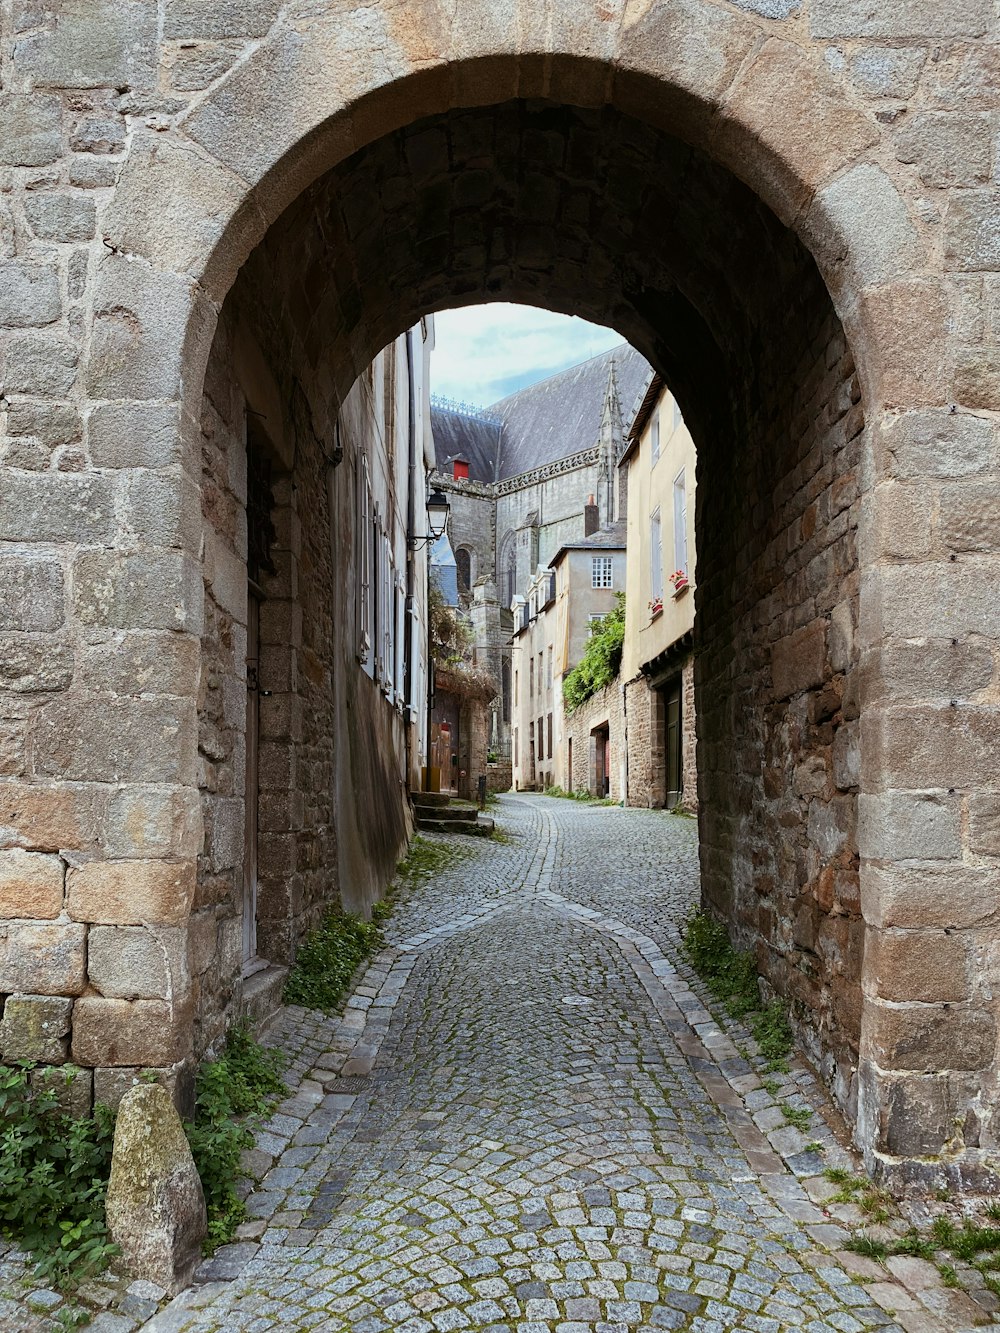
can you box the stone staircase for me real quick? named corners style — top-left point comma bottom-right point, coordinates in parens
top-left (411, 790), bottom-right (494, 837)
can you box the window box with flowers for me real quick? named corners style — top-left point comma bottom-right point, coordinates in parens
top-left (648, 597), bottom-right (663, 619)
top-left (669, 569), bottom-right (690, 598)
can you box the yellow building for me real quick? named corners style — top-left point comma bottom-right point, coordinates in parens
top-left (619, 375), bottom-right (697, 810)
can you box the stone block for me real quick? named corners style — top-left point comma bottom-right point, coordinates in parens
top-left (30, 1064), bottom-right (92, 1119)
top-left (0, 93), bottom-right (63, 167)
top-left (72, 550), bottom-right (203, 634)
top-left (879, 410), bottom-right (995, 480)
top-left (954, 348), bottom-right (1000, 412)
top-left (23, 193), bottom-right (97, 242)
top-left (969, 793), bottom-right (1000, 856)
top-left (863, 863), bottom-right (999, 930)
top-left (0, 557), bottom-right (64, 633)
top-left (70, 117), bottom-right (126, 155)
top-left (867, 561), bottom-right (1000, 641)
top-left (811, 164), bottom-right (921, 289)
top-left (832, 722), bottom-right (859, 791)
top-left (896, 113), bottom-right (991, 190)
top-left (106, 1084), bottom-right (206, 1292)
top-left (0, 637), bottom-right (73, 693)
top-left (848, 47), bottom-right (925, 98)
top-left (946, 191), bottom-right (1000, 272)
top-left (866, 930), bottom-right (970, 1003)
top-left (811, 0), bottom-right (990, 38)
top-left (80, 631), bottom-right (200, 699)
top-left (163, 0), bottom-right (282, 40)
top-left (87, 401), bottom-right (185, 471)
top-left (807, 795), bottom-right (854, 857)
top-left (940, 481), bottom-right (1000, 553)
top-left (0, 921), bottom-right (86, 995)
top-left (861, 482), bottom-right (932, 562)
top-left (13, 0), bottom-right (158, 89)
top-left (0, 847), bottom-right (62, 919)
top-left (866, 1003), bottom-right (995, 1073)
top-left (34, 696), bottom-right (198, 784)
top-left (104, 786), bottom-right (203, 860)
top-left (0, 261), bottom-right (61, 328)
top-left (101, 131), bottom-right (252, 301)
top-left (6, 401), bottom-right (81, 447)
top-left (72, 998), bottom-right (183, 1067)
top-left (88, 925), bottom-right (188, 1000)
top-left (0, 994), bottom-right (73, 1062)
top-left (771, 620), bottom-right (826, 699)
top-left (94, 1063), bottom-right (191, 1115)
top-left (3, 333), bottom-right (79, 396)
top-left (858, 791), bottom-right (961, 861)
top-left (67, 859), bottom-right (196, 927)
top-left (882, 1073), bottom-right (978, 1156)
top-left (0, 473), bottom-right (116, 544)
top-left (860, 280), bottom-right (952, 409)
top-left (870, 704), bottom-right (1000, 790)
top-left (87, 255), bottom-right (204, 401)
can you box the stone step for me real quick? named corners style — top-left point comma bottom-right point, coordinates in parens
top-left (416, 815), bottom-right (494, 838)
top-left (410, 791), bottom-right (451, 808)
top-left (417, 804), bottom-right (479, 823)
top-left (239, 963), bottom-right (288, 1035)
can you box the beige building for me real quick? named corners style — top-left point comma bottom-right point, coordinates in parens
top-left (619, 375), bottom-right (698, 811)
top-left (511, 520), bottom-right (627, 795)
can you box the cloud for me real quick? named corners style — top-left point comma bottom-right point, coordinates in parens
top-left (430, 304), bottom-right (626, 408)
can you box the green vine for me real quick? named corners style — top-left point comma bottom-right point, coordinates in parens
top-left (562, 593), bottom-right (625, 714)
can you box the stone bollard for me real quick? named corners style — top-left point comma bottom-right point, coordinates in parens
top-left (105, 1083), bottom-right (207, 1293)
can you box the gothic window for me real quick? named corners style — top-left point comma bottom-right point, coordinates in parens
top-left (502, 660), bottom-right (511, 723)
top-left (502, 541), bottom-right (517, 606)
top-left (456, 547), bottom-right (472, 595)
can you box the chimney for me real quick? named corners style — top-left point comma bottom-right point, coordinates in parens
top-left (584, 493), bottom-right (598, 536)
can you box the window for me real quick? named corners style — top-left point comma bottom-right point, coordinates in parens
top-left (538, 715), bottom-right (545, 760)
top-left (514, 728), bottom-right (518, 767)
top-left (529, 659), bottom-right (534, 698)
top-left (547, 712), bottom-right (553, 758)
top-left (546, 646), bottom-right (553, 690)
top-left (673, 469), bottom-right (688, 577)
top-left (512, 667), bottom-right (518, 714)
top-left (589, 613), bottom-right (606, 634)
top-left (592, 556), bottom-right (613, 588)
top-left (650, 507), bottom-right (663, 603)
top-left (356, 457), bottom-right (373, 673)
top-left (650, 411), bottom-right (660, 465)
top-left (672, 397), bottom-right (683, 434)
top-left (455, 547), bottom-right (471, 595)
top-left (538, 652), bottom-right (543, 693)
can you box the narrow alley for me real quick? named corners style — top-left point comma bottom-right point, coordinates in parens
top-left (141, 799), bottom-right (948, 1333)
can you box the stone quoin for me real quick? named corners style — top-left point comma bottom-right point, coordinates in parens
top-left (0, 0), bottom-right (997, 1191)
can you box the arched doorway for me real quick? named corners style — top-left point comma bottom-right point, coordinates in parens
top-left (16, 8), bottom-right (987, 1183)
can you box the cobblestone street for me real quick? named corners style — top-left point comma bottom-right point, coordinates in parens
top-left (133, 797), bottom-right (982, 1332)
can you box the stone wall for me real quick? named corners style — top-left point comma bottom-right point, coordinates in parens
top-left (564, 681), bottom-right (626, 802)
top-left (697, 307), bottom-right (864, 1121)
top-left (0, 0), bottom-right (998, 1180)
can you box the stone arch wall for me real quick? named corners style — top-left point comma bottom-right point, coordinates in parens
top-left (0, 0), bottom-right (996, 1185)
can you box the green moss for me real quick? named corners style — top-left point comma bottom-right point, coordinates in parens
top-left (681, 912), bottom-right (793, 1070)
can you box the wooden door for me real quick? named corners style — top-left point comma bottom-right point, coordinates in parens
top-left (243, 592), bottom-right (260, 972)
top-left (665, 679), bottom-right (683, 809)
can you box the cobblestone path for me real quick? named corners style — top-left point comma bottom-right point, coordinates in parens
top-left (145, 798), bottom-right (962, 1333)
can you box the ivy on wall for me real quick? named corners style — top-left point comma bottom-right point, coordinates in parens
top-left (563, 593), bottom-right (625, 714)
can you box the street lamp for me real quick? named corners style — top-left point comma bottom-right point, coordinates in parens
top-left (426, 488), bottom-right (450, 541)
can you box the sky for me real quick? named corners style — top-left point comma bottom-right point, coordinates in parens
top-left (430, 304), bottom-right (626, 409)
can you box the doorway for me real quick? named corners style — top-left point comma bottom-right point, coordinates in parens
top-left (664, 678), bottom-right (683, 810)
top-left (243, 588), bottom-right (263, 975)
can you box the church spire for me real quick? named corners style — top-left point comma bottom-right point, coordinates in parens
top-left (597, 356), bottom-right (623, 526)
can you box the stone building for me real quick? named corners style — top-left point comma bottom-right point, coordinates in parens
top-left (0, 0), bottom-right (998, 1184)
top-left (431, 345), bottom-right (648, 761)
top-left (619, 375), bottom-right (698, 813)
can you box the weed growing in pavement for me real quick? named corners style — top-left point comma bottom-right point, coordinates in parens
top-left (780, 1104), bottom-right (813, 1131)
top-left (844, 1234), bottom-right (888, 1261)
top-left (185, 1024), bottom-right (286, 1253)
top-left (681, 912), bottom-right (793, 1070)
top-left (395, 834), bottom-right (464, 885)
top-left (804, 1140), bottom-right (825, 1154)
top-left (284, 911), bottom-right (384, 1013)
top-left (939, 1263), bottom-right (960, 1287)
top-left (0, 1064), bottom-right (117, 1289)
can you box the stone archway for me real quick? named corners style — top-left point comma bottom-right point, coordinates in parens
top-left (2, 1), bottom-right (995, 1187)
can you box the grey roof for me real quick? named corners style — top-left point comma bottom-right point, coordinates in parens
top-left (431, 343), bottom-right (652, 486)
top-left (430, 406), bottom-right (501, 483)
top-left (551, 520), bottom-right (627, 565)
top-left (491, 344), bottom-right (650, 479)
